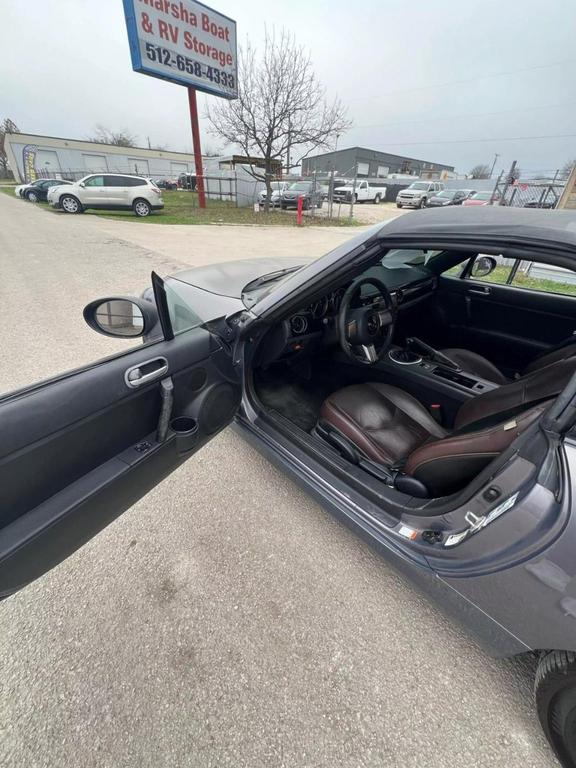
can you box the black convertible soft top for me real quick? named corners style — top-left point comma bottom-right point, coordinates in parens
top-left (376, 207), bottom-right (576, 251)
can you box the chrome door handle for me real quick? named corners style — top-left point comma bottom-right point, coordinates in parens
top-left (124, 357), bottom-right (168, 388)
top-left (468, 286), bottom-right (491, 295)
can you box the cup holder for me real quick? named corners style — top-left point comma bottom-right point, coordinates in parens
top-left (170, 416), bottom-right (199, 455)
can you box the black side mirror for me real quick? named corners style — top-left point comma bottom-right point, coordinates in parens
top-left (471, 255), bottom-right (498, 279)
top-left (83, 296), bottom-right (159, 338)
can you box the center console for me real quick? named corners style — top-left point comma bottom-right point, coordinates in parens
top-left (377, 337), bottom-right (500, 426)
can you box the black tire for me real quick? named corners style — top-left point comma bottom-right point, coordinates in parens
top-left (60, 195), bottom-right (83, 214)
top-left (25, 190), bottom-right (39, 202)
top-left (396, 203), bottom-right (403, 208)
top-left (374, 194), bottom-right (381, 204)
top-left (281, 204), bottom-right (287, 210)
top-left (303, 199), bottom-right (310, 210)
top-left (133, 198), bottom-right (151, 217)
top-left (354, 193), bottom-right (358, 203)
top-left (419, 197), bottom-right (427, 209)
top-left (535, 650), bottom-right (576, 767)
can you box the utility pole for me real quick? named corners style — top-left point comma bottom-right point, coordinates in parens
top-left (286, 119), bottom-right (291, 177)
top-left (489, 153), bottom-right (499, 179)
top-left (489, 170), bottom-right (503, 205)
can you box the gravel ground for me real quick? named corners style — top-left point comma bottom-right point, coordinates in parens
top-left (0, 194), bottom-right (559, 768)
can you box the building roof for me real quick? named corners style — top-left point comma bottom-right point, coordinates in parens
top-left (305, 146), bottom-right (454, 169)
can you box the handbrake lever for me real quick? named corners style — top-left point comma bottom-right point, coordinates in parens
top-left (406, 337), bottom-right (460, 371)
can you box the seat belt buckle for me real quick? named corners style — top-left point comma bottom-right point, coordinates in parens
top-left (429, 403), bottom-right (442, 425)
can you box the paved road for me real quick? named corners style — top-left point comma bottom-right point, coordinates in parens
top-left (0, 196), bottom-right (558, 767)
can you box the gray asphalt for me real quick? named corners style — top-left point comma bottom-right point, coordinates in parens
top-left (0, 194), bottom-right (559, 767)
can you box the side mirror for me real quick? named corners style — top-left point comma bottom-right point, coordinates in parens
top-left (79, 182), bottom-right (85, 188)
top-left (83, 296), bottom-right (159, 338)
top-left (471, 255), bottom-right (497, 279)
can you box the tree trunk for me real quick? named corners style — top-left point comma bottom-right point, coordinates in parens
top-left (263, 159), bottom-right (274, 213)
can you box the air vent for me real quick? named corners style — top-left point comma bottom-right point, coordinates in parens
top-left (290, 315), bottom-right (308, 335)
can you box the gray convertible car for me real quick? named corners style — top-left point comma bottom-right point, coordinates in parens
top-left (3, 207), bottom-right (576, 765)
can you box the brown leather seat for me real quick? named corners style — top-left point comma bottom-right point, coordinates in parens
top-left (441, 341), bottom-right (576, 385)
top-left (320, 357), bottom-right (576, 496)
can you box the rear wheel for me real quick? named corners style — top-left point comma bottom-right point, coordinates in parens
top-left (374, 194), bottom-right (381, 204)
top-left (60, 195), bottom-right (82, 214)
top-left (133, 199), bottom-right (151, 217)
top-left (25, 190), bottom-right (38, 202)
top-left (535, 650), bottom-right (576, 767)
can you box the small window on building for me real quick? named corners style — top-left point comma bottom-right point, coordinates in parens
top-left (357, 162), bottom-right (370, 177)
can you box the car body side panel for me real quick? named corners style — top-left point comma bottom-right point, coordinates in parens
top-left (439, 440), bottom-right (576, 653)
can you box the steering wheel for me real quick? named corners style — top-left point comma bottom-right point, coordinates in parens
top-left (338, 277), bottom-right (396, 365)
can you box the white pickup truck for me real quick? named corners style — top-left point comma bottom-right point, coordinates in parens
top-left (332, 180), bottom-right (387, 204)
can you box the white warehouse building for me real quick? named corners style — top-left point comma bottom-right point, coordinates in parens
top-left (4, 132), bottom-right (199, 183)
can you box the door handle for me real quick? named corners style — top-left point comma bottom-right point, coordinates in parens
top-left (124, 357), bottom-right (169, 388)
top-left (468, 286), bottom-right (491, 295)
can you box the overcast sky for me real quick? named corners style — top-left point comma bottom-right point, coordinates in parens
top-left (2, 0), bottom-right (575, 176)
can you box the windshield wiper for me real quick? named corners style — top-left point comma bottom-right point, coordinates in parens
top-left (243, 266), bottom-right (302, 292)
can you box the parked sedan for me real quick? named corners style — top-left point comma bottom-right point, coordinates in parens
top-left (258, 180), bottom-right (290, 208)
top-left (5, 208), bottom-right (576, 765)
top-left (425, 189), bottom-right (475, 207)
top-left (21, 178), bottom-right (73, 202)
top-left (462, 191), bottom-right (500, 206)
top-left (280, 181), bottom-right (323, 210)
top-left (15, 178), bottom-right (69, 199)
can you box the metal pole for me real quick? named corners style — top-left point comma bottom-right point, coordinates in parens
top-left (489, 153), bottom-right (499, 179)
top-left (349, 164), bottom-right (358, 219)
top-left (489, 170), bottom-right (503, 205)
top-left (499, 160), bottom-right (517, 206)
top-left (187, 87), bottom-right (206, 209)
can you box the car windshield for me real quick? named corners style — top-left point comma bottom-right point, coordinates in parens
top-left (436, 190), bottom-right (456, 198)
top-left (289, 182), bottom-right (312, 191)
top-left (408, 182), bottom-right (431, 190)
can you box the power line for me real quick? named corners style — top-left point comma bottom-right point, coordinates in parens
top-left (348, 58), bottom-right (576, 102)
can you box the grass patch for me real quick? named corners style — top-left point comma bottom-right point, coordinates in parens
top-left (0, 186), bottom-right (18, 197)
top-left (90, 190), bottom-right (361, 227)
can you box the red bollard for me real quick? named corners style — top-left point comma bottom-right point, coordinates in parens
top-left (296, 195), bottom-right (304, 226)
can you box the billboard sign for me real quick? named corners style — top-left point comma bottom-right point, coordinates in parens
top-left (122, 0), bottom-right (237, 99)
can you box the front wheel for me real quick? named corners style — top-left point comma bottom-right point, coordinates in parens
top-left (26, 191), bottom-right (38, 202)
top-left (535, 651), bottom-right (576, 767)
top-left (60, 195), bottom-right (83, 214)
top-left (419, 197), bottom-right (427, 208)
top-left (133, 199), bottom-right (151, 217)
top-left (396, 203), bottom-right (403, 208)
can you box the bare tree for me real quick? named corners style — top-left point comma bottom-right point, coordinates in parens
top-left (561, 159), bottom-right (576, 179)
top-left (89, 124), bottom-right (138, 147)
top-left (469, 163), bottom-right (491, 179)
top-left (0, 118), bottom-right (20, 177)
top-left (206, 28), bottom-right (351, 209)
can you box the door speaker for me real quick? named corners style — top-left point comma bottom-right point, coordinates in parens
top-left (197, 383), bottom-right (240, 434)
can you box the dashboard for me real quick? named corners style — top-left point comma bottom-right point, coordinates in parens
top-left (256, 264), bottom-right (437, 367)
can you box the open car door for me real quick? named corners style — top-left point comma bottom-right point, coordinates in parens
top-left (0, 280), bottom-right (242, 597)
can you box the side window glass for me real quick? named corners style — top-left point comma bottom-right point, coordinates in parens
top-left (469, 254), bottom-right (513, 284)
top-left (84, 176), bottom-right (104, 187)
top-left (511, 261), bottom-right (576, 297)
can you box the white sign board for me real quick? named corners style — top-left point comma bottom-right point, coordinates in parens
top-left (122, 0), bottom-right (237, 99)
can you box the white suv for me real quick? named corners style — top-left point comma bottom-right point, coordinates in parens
top-left (396, 181), bottom-right (444, 209)
top-left (47, 174), bottom-right (164, 217)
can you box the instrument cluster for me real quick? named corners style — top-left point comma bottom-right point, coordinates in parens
top-left (289, 288), bottom-right (346, 336)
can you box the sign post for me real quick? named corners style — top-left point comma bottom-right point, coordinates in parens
top-left (187, 87), bottom-right (206, 208)
top-left (122, 0), bottom-right (237, 209)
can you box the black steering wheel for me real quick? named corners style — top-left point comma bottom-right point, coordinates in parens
top-left (338, 277), bottom-right (396, 365)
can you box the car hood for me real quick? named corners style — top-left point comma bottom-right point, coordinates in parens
top-left (400, 188), bottom-right (428, 196)
top-left (171, 256), bottom-right (314, 299)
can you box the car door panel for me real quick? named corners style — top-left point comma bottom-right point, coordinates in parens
top-left (435, 275), bottom-right (576, 373)
top-left (0, 327), bottom-right (240, 597)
